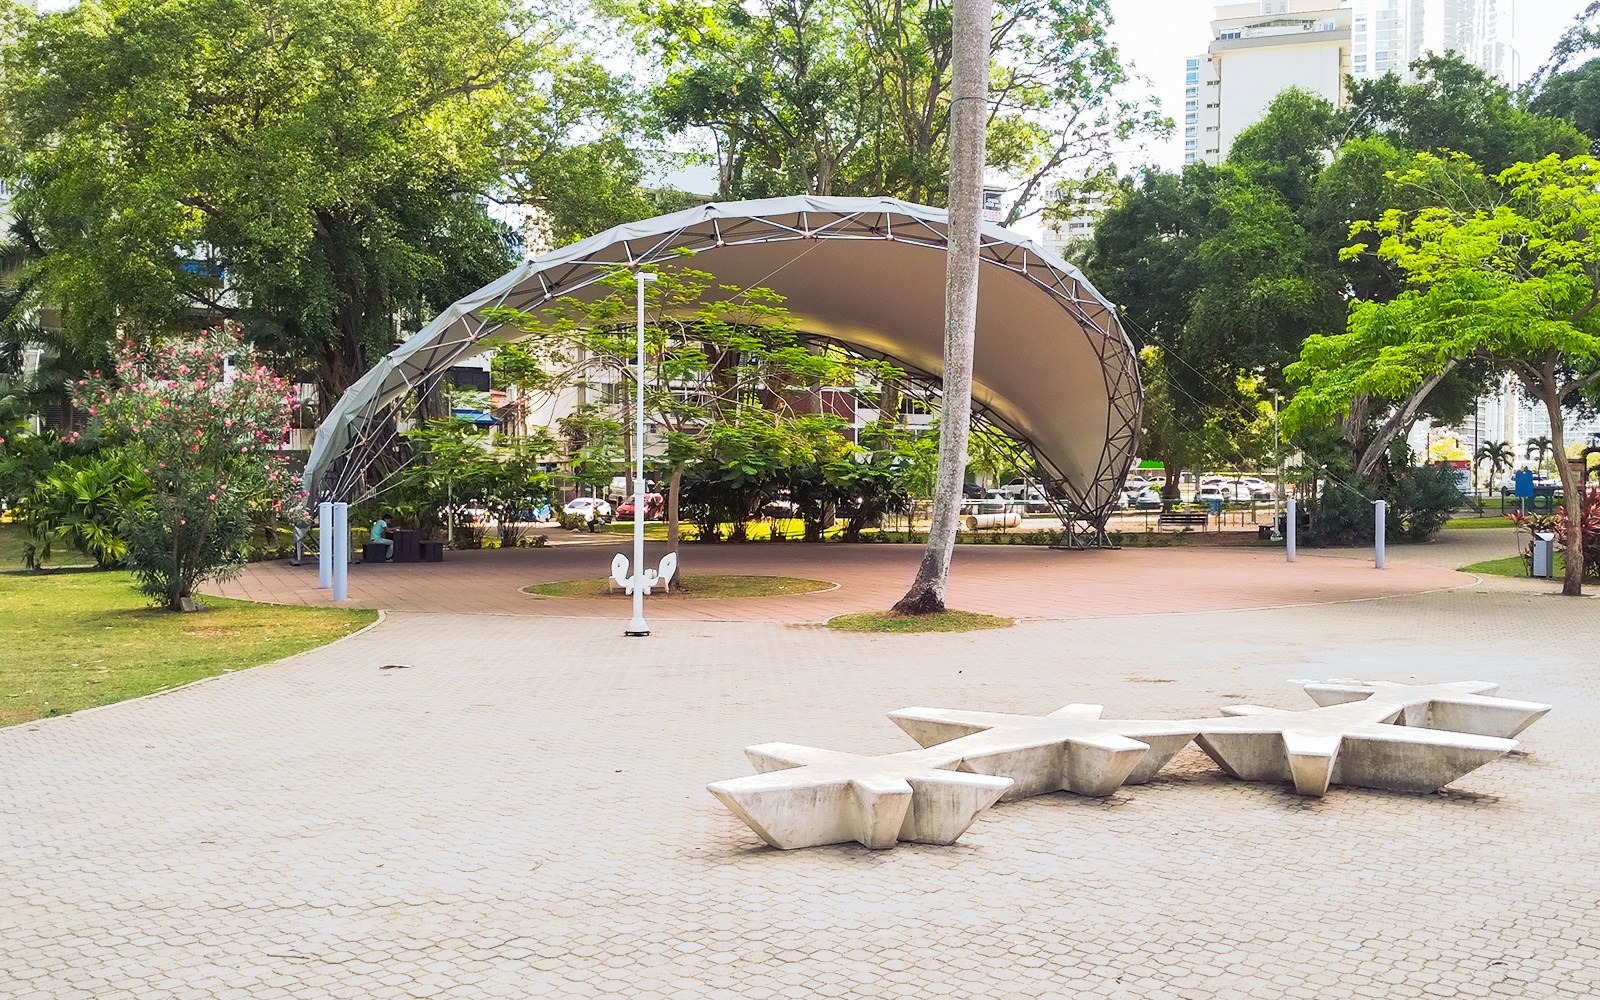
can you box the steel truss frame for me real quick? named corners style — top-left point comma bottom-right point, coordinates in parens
top-left (307, 200), bottom-right (1142, 541)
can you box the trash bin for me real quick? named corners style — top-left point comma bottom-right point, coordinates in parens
top-left (1531, 532), bottom-right (1556, 579)
top-left (1207, 498), bottom-right (1223, 517)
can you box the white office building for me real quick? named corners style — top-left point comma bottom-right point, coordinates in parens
top-left (1185, 0), bottom-right (1518, 165)
top-left (1040, 189), bottom-right (1113, 258)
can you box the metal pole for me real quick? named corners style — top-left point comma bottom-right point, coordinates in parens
top-left (1285, 497), bottom-right (1297, 563)
top-left (318, 501), bottom-right (333, 588)
top-left (1272, 390), bottom-right (1282, 539)
top-left (626, 271), bottom-right (658, 637)
top-left (332, 502), bottom-right (349, 601)
top-left (1374, 499), bottom-right (1386, 570)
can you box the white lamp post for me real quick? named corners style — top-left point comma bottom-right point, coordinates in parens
top-left (625, 270), bottom-right (658, 637)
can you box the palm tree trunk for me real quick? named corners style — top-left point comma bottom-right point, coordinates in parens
top-left (891, 0), bottom-right (991, 616)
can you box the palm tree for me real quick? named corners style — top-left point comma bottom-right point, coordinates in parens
top-left (1525, 435), bottom-right (1554, 471)
top-left (1475, 440), bottom-right (1514, 491)
top-left (891, 0), bottom-right (993, 616)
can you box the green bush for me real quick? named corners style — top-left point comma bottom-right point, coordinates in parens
top-left (1303, 462), bottom-right (1462, 546)
top-left (21, 452), bottom-right (149, 569)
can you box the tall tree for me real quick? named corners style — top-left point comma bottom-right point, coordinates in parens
top-left (1285, 154), bottom-right (1600, 595)
top-left (892, 0), bottom-right (990, 616)
top-left (1528, 57), bottom-right (1600, 144)
top-left (0, 0), bottom-right (642, 411)
top-left (624, 0), bottom-right (1162, 223)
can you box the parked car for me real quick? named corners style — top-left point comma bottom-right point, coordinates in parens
top-left (563, 497), bottom-right (612, 521)
top-left (617, 492), bottom-right (665, 521)
top-left (1129, 488), bottom-right (1163, 510)
top-left (1236, 477), bottom-right (1274, 500)
top-left (1123, 476), bottom-right (1154, 494)
top-left (962, 483), bottom-right (986, 499)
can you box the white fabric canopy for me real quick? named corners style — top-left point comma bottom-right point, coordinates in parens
top-left (303, 196), bottom-right (1141, 520)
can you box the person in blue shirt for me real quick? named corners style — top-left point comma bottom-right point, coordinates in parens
top-left (370, 514), bottom-right (394, 562)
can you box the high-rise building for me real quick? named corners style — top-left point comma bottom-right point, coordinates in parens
top-left (1351, 0), bottom-right (1517, 83)
top-left (1186, 2), bottom-right (1353, 165)
top-left (1185, 0), bottom-right (1518, 166)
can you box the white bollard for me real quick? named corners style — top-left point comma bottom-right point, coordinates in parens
top-left (1374, 499), bottom-right (1386, 570)
top-left (332, 502), bottom-right (349, 602)
top-left (318, 501), bottom-right (333, 588)
top-left (1286, 498), bottom-right (1297, 563)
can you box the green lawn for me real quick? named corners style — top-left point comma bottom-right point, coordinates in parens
top-left (0, 525), bottom-right (376, 727)
top-left (1459, 554), bottom-right (1563, 579)
top-left (1445, 516), bottom-right (1518, 530)
top-left (0, 518), bottom-right (30, 567)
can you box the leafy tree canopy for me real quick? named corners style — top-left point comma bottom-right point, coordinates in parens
top-left (0, 0), bottom-right (644, 408)
top-left (1285, 153), bottom-right (1600, 592)
top-left (614, 0), bottom-right (1166, 224)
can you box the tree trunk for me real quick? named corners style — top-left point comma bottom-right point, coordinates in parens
top-left (891, 0), bottom-right (990, 616)
top-left (1355, 363), bottom-right (1457, 477)
top-left (1542, 383), bottom-right (1584, 595)
top-left (667, 465), bottom-right (684, 552)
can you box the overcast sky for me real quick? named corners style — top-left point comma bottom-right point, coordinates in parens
top-left (1111, 0), bottom-right (1597, 171)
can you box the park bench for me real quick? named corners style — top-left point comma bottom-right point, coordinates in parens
top-left (1157, 508), bottom-right (1209, 528)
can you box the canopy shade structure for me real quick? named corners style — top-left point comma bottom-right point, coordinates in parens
top-left (303, 196), bottom-right (1141, 527)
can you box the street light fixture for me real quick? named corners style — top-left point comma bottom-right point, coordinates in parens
top-left (625, 270), bottom-right (658, 637)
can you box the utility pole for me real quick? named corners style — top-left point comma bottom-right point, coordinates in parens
top-left (892, 0), bottom-right (993, 615)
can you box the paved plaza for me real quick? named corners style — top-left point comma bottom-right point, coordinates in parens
top-left (3, 531), bottom-right (1598, 999)
top-left (212, 532), bottom-right (1473, 622)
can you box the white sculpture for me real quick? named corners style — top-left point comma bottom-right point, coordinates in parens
top-left (708, 680), bottom-right (1551, 851)
top-left (1196, 680), bottom-right (1549, 797)
top-left (611, 550), bottom-right (678, 595)
top-left (707, 745), bottom-right (1011, 851)
top-left (889, 704), bottom-right (1199, 798)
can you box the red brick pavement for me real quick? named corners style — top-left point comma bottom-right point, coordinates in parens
top-left (210, 534), bottom-right (1472, 622)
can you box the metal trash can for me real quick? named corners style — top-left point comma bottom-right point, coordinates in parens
top-left (1531, 532), bottom-right (1556, 579)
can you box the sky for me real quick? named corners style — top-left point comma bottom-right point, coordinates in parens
top-left (1107, 0), bottom-right (1597, 171)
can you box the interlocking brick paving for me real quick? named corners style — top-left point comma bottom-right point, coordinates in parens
top-left (4, 533), bottom-right (1594, 999)
top-left (212, 535), bottom-right (1474, 622)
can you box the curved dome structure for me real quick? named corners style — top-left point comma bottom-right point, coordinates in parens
top-left (303, 196), bottom-right (1141, 524)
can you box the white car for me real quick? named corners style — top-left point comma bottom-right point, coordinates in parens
top-left (1123, 476), bottom-right (1154, 494)
top-left (563, 497), bottom-right (613, 520)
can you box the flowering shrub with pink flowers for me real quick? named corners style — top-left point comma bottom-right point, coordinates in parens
top-left (74, 325), bottom-right (307, 610)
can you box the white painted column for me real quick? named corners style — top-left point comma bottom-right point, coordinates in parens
top-left (332, 502), bottom-right (349, 602)
top-left (318, 501), bottom-right (333, 588)
top-left (1285, 498), bottom-right (1297, 563)
top-left (1374, 499), bottom-right (1386, 570)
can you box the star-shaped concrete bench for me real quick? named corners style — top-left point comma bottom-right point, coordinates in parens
top-left (1194, 680), bottom-right (1551, 797)
top-left (707, 680), bottom-right (1552, 850)
top-left (1298, 679), bottom-right (1550, 738)
top-left (887, 704), bottom-right (1200, 799)
top-left (706, 743), bottom-right (1012, 850)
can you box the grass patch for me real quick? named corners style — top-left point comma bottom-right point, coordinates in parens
top-left (523, 573), bottom-right (834, 600)
top-left (1446, 517), bottom-right (1518, 530)
top-left (0, 519), bottom-right (36, 568)
top-left (1460, 554), bottom-right (1562, 579)
top-left (0, 526), bottom-right (376, 727)
top-left (826, 610), bottom-right (1016, 633)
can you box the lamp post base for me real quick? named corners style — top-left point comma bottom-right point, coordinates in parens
top-left (625, 617), bottom-right (651, 637)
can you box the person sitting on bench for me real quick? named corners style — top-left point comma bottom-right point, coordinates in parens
top-left (370, 514), bottom-right (395, 562)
